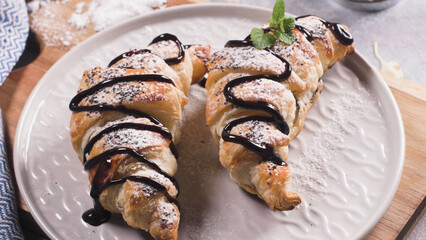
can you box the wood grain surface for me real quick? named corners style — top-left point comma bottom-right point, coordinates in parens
top-left (1, 1), bottom-right (424, 239)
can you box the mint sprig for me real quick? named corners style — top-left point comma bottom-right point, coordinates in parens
top-left (250, 0), bottom-right (295, 50)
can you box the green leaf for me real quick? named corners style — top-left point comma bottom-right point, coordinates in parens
top-left (251, 28), bottom-right (277, 49)
top-left (268, 17), bottom-right (278, 27)
top-left (273, 30), bottom-right (295, 45)
top-left (272, 0), bottom-right (285, 24)
top-left (282, 16), bottom-right (295, 32)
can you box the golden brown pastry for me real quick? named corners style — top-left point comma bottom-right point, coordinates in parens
top-left (205, 16), bottom-right (354, 211)
top-left (69, 33), bottom-right (210, 240)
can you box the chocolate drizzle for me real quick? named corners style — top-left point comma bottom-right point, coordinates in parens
top-left (108, 33), bottom-right (185, 67)
top-left (220, 40), bottom-right (292, 166)
top-left (69, 33), bottom-right (183, 227)
top-left (295, 15), bottom-right (354, 46)
top-left (69, 74), bottom-right (175, 120)
top-left (220, 15), bottom-right (352, 165)
top-left (82, 122), bottom-right (178, 164)
top-left (107, 49), bottom-right (153, 67)
top-left (149, 33), bottom-right (185, 65)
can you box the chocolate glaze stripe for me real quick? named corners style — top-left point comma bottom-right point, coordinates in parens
top-left (149, 33), bottom-right (185, 65)
top-left (84, 147), bottom-right (179, 192)
top-left (108, 33), bottom-right (185, 68)
top-left (70, 74), bottom-right (176, 110)
top-left (83, 158), bottom-right (178, 226)
top-left (107, 49), bottom-right (153, 67)
top-left (294, 25), bottom-right (314, 42)
top-left (82, 122), bottom-right (177, 164)
top-left (94, 175), bottom-right (179, 208)
top-left (295, 15), bottom-right (354, 46)
top-left (69, 74), bottom-right (176, 123)
top-left (225, 40), bottom-right (293, 76)
top-left (223, 75), bottom-right (290, 134)
top-left (220, 40), bottom-right (292, 166)
top-left (222, 116), bottom-right (286, 165)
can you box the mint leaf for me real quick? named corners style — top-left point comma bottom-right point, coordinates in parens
top-left (271, 0), bottom-right (285, 24)
top-left (251, 28), bottom-right (276, 49)
top-left (251, 0), bottom-right (296, 48)
top-left (282, 16), bottom-right (295, 32)
top-left (268, 17), bottom-right (278, 27)
top-left (273, 30), bottom-right (295, 45)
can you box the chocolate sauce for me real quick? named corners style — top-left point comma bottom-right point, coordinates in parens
top-left (82, 201), bottom-right (111, 226)
top-left (198, 77), bottom-right (207, 88)
top-left (222, 116), bottom-right (287, 165)
top-left (107, 49), bottom-right (152, 67)
top-left (84, 147), bottom-right (179, 190)
top-left (69, 74), bottom-right (175, 122)
top-left (108, 33), bottom-right (185, 67)
top-left (82, 122), bottom-right (177, 164)
top-left (149, 33), bottom-right (185, 65)
top-left (295, 15), bottom-right (354, 46)
top-left (69, 34), bottom-right (184, 227)
top-left (220, 40), bottom-right (291, 166)
top-left (295, 25), bottom-right (315, 42)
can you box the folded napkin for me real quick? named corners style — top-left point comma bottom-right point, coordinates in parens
top-left (0, 0), bottom-right (29, 239)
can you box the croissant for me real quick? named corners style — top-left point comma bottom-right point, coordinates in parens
top-left (205, 15), bottom-right (354, 211)
top-left (69, 33), bottom-right (210, 240)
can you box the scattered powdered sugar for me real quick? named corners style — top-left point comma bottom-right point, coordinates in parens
top-left (71, 0), bottom-right (166, 32)
top-left (289, 87), bottom-right (378, 199)
top-left (233, 79), bottom-right (285, 105)
top-left (295, 16), bottom-right (327, 40)
top-left (28, 0), bottom-right (166, 47)
top-left (208, 46), bottom-right (286, 74)
top-left (232, 120), bottom-right (285, 147)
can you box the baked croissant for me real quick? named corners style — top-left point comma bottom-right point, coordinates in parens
top-left (69, 33), bottom-right (210, 240)
top-left (205, 15), bottom-right (354, 211)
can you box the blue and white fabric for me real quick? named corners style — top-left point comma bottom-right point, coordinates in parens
top-left (0, 0), bottom-right (28, 239)
top-left (0, 0), bottom-right (29, 84)
top-left (0, 109), bottom-right (23, 240)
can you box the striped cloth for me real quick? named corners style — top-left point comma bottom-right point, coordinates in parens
top-left (0, 0), bottom-right (29, 84)
top-left (0, 0), bottom-right (28, 239)
top-left (0, 110), bottom-right (23, 239)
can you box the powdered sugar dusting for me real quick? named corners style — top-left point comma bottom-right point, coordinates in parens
top-left (99, 117), bottom-right (166, 151)
top-left (208, 46), bottom-right (286, 74)
top-left (110, 51), bottom-right (164, 71)
top-left (295, 16), bottom-right (327, 40)
top-left (148, 40), bottom-right (179, 59)
top-left (28, 0), bottom-right (166, 47)
top-left (289, 88), bottom-right (379, 199)
top-left (82, 0), bottom-right (166, 32)
top-left (233, 79), bottom-right (285, 106)
top-left (231, 120), bottom-right (286, 147)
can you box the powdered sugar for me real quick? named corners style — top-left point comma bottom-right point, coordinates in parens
top-left (295, 16), bottom-right (327, 40)
top-left (232, 120), bottom-right (286, 147)
top-left (28, 0), bottom-right (166, 47)
top-left (208, 46), bottom-right (286, 74)
top-left (289, 87), bottom-right (379, 199)
top-left (73, 0), bottom-right (166, 32)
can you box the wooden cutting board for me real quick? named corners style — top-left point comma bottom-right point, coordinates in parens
top-left (0, 1), bottom-right (425, 239)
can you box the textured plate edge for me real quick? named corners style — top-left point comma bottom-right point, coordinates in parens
top-left (349, 51), bottom-right (405, 240)
top-left (12, 3), bottom-right (405, 240)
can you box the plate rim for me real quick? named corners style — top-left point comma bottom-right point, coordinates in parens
top-left (13, 3), bottom-right (405, 240)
